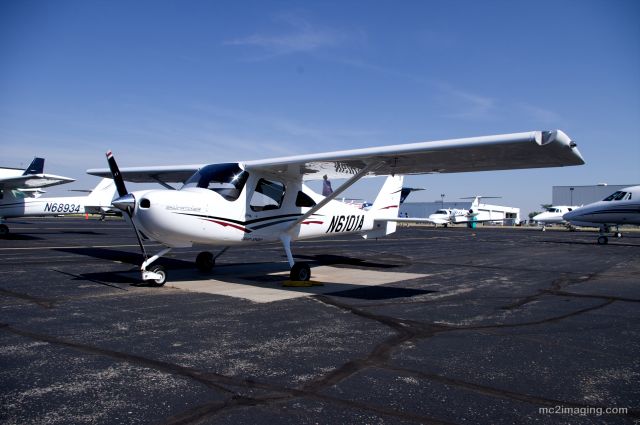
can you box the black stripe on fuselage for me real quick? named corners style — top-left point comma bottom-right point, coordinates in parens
top-left (175, 212), bottom-right (323, 231)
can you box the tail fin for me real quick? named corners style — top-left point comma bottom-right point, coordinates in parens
top-left (400, 187), bottom-right (425, 204)
top-left (23, 157), bottom-right (45, 175)
top-left (362, 175), bottom-right (404, 239)
top-left (87, 178), bottom-right (118, 206)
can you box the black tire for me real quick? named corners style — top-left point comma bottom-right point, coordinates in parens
top-left (290, 262), bottom-right (311, 281)
top-left (0, 224), bottom-right (8, 237)
top-left (597, 236), bottom-right (608, 245)
top-left (195, 251), bottom-right (214, 272)
top-left (149, 265), bottom-right (167, 286)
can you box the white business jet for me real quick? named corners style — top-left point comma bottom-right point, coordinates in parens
top-left (87, 130), bottom-right (584, 286)
top-left (563, 185), bottom-right (640, 244)
top-left (0, 178), bottom-right (118, 235)
top-left (532, 205), bottom-right (579, 231)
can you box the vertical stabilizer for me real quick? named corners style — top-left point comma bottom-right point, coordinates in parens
top-left (87, 178), bottom-right (118, 206)
top-left (23, 157), bottom-right (45, 175)
top-left (362, 175), bottom-right (404, 239)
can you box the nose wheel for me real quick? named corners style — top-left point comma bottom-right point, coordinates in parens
top-left (146, 265), bottom-right (167, 286)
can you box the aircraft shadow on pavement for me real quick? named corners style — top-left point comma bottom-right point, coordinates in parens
top-left (0, 234), bottom-right (42, 241)
top-left (54, 247), bottom-right (194, 268)
top-left (294, 253), bottom-right (405, 269)
top-left (326, 286), bottom-right (435, 300)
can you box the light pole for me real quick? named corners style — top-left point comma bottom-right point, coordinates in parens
top-left (570, 187), bottom-right (574, 206)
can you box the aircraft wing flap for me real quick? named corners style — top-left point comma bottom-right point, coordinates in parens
top-left (86, 165), bottom-right (205, 183)
top-left (243, 130), bottom-right (584, 180)
top-left (0, 174), bottom-right (75, 190)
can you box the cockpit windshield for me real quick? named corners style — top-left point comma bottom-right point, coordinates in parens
top-left (434, 210), bottom-right (448, 215)
top-left (603, 191), bottom-right (629, 201)
top-left (183, 163), bottom-right (249, 201)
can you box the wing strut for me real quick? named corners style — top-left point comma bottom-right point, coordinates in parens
top-left (151, 175), bottom-right (177, 190)
top-left (285, 162), bottom-right (383, 232)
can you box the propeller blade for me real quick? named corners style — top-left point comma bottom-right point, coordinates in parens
top-left (105, 150), bottom-right (148, 261)
top-left (106, 150), bottom-right (128, 197)
top-left (124, 211), bottom-right (148, 260)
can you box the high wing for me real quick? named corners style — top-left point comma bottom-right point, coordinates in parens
top-left (244, 130), bottom-right (583, 179)
top-left (86, 164), bottom-right (205, 184)
top-left (86, 130), bottom-right (584, 182)
top-left (0, 174), bottom-right (75, 191)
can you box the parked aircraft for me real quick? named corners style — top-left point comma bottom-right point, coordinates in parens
top-left (395, 196), bottom-right (508, 226)
top-left (563, 185), bottom-right (640, 244)
top-left (532, 205), bottom-right (579, 231)
top-left (88, 130), bottom-right (584, 286)
top-left (0, 178), bottom-right (118, 235)
top-left (0, 157), bottom-right (74, 193)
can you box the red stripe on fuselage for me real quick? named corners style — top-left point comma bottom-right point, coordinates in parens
top-left (203, 219), bottom-right (249, 233)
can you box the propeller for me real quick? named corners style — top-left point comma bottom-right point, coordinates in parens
top-left (106, 151), bottom-right (148, 260)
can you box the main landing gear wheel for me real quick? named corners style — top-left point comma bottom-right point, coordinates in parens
top-left (195, 251), bottom-right (214, 272)
top-left (290, 262), bottom-right (311, 281)
top-left (597, 236), bottom-right (608, 245)
top-left (148, 265), bottom-right (167, 286)
top-left (0, 224), bottom-right (8, 237)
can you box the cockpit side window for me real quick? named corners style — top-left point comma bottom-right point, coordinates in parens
top-left (183, 163), bottom-right (249, 201)
top-left (250, 178), bottom-right (285, 212)
top-left (614, 191), bottom-right (627, 201)
top-left (603, 191), bottom-right (622, 201)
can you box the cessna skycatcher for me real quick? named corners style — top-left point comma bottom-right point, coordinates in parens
top-left (88, 130), bottom-right (584, 286)
top-left (0, 178), bottom-right (118, 235)
top-left (563, 185), bottom-right (640, 244)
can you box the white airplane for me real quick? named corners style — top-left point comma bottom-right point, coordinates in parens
top-left (563, 185), bottom-right (640, 244)
top-left (397, 196), bottom-right (506, 226)
top-left (87, 129), bottom-right (584, 286)
top-left (0, 178), bottom-right (118, 235)
top-left (422, 196), bottom-right (503, 226)
top-left (532, 205), bottom-right (579, 231)
top-left (0, 157), bottom-right (75, 194)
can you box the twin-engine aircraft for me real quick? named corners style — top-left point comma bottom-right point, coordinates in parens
top-left (0, 178), bottom-right (118, 235)
top-left (88, 130), bottom-right (584, 286)
top-left (563, 185), bottom-right (640, 244)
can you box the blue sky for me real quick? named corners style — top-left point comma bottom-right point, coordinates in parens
top-left (1, 0), bottom-right (639, 214)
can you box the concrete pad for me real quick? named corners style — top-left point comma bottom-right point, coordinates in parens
top-left (165, 265), bottom-right (429, 303)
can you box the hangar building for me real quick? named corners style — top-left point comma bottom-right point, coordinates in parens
top-left (552, 184), bottom-right (639, 206)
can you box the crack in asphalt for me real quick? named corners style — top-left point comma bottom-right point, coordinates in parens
top-left (0, 287), bottom-right (56, 309)
top-left (2, 254), bottom-right (637, 423)
top-left (0, 323), bottom-right (454, 425)
top-left (52, 268), bottom-right (129, 291)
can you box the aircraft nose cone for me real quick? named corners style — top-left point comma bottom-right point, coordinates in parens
top-left (112, 193), bottom-right (136, 212)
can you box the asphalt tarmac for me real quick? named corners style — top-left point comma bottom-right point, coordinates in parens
top-left (1, 218), bottom-right (638, 424)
